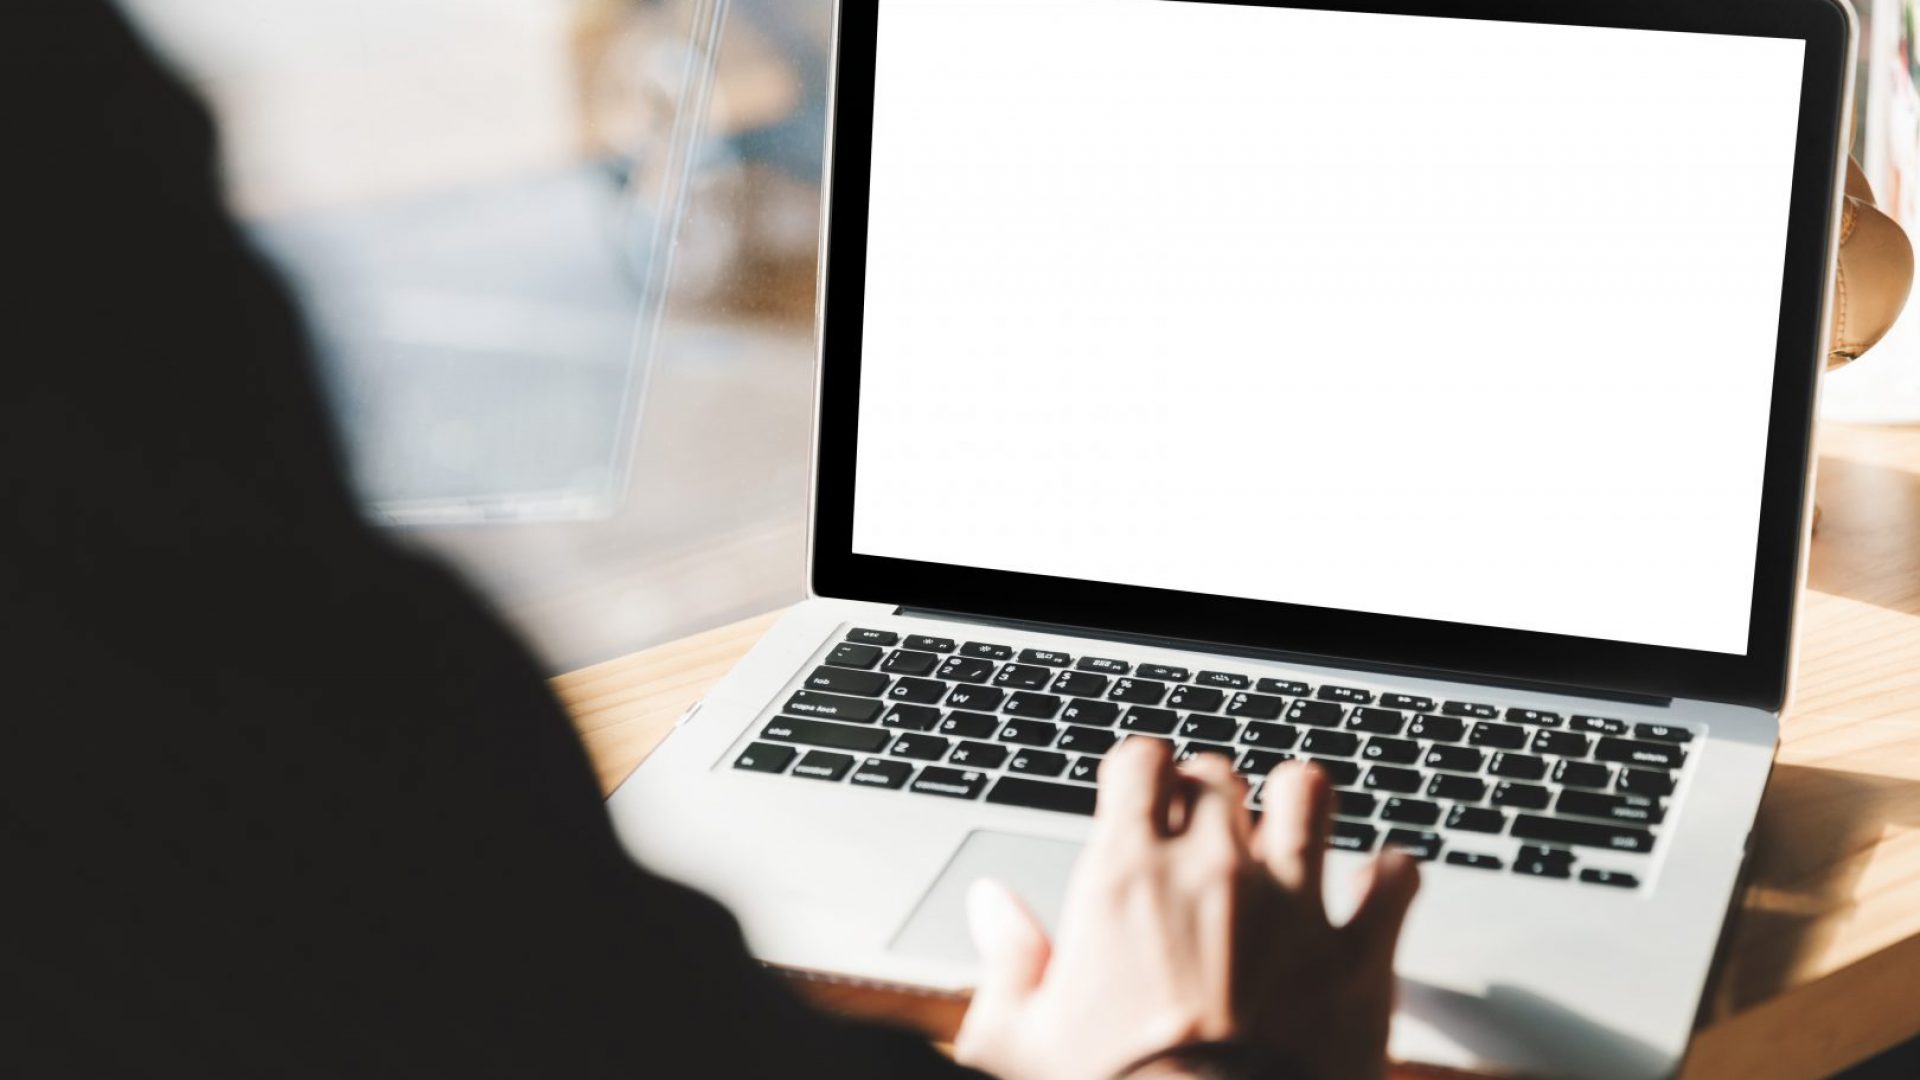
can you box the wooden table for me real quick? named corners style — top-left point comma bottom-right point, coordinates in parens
top-left (552, 422), bottom-right (1920, 1080)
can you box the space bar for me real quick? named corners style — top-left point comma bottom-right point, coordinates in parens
top-left (985, 777), bottom-right (1097, 816)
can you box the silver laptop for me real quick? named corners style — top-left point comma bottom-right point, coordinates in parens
top-left (608, 1), bottom-right (1856, 1076)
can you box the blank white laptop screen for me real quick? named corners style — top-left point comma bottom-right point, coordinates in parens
top-left (851, 0), bottom-right (1807, 655)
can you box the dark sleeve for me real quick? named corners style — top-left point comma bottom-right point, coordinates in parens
top-left (5, 5), bottom-right (982, 1077)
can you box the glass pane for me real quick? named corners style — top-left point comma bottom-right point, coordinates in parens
top-left (123, 0), bottom-right (831, 668)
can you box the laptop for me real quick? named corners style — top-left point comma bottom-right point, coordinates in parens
top-left (607, 1), bottom-right (1855, 1076)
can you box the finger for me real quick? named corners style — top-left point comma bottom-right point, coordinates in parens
top-left (1343, 848), bottom-right (1421, 967)
top-left (1095, 735), bottom-right (1176, 836)
top-left (1254, 760), bottom-right (1332, 909)
top-left (1178, 752), bottom-right (1251, 842)
top-left (965, 878), bottom-right (1052, 1010)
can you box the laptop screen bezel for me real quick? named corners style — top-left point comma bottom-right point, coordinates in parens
top-left (811, 0), bottom-right (1852, 711)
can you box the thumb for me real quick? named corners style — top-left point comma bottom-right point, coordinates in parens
top-left (1343, 849), bottom-right (1421, 968)
top-left (966, 877), bottom-right (1052, 1009)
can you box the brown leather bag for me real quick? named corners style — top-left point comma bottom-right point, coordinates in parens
top-left (1831, 157), bottom-right (1914, 367)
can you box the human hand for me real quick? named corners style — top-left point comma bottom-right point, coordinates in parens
top-left (953, 738), bottom-right (1420, 1080)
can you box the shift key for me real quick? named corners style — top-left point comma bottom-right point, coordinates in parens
top-left (763, 716), bottom-right (892, 753)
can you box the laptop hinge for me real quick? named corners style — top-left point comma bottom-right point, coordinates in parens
top-left (896, 606), bottom-right (1674, 708)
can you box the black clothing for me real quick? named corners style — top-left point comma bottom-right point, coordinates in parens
top-left (7, 5), bottom-right (975, 1076)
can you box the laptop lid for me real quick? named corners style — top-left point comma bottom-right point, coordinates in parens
top-left (811, 0), bottom-right (1854, 711)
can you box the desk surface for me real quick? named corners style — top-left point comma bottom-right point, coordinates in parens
top-left (552, 421), bottom-right (1920, 1080)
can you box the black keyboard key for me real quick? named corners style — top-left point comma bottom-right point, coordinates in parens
top-left (1380, 693), bottom-right (1435, 711)
top-left (1138, 664), bottom-right (1190, 681)
top-left (1077, 656), bottom-right (1131, 674)
top-left (764, 717), bottom-right (891, 753)
top-left (938, 711), bottom-right (1000, 739)
top-left (1488, 752), bottom-right (1547, 781)
top-left (1300, 729), bottom-right (1360, 757)
top-left (1408, 714), bottom-right (1467, 742)
top-left (1552, 760), bottom-right (1613, 789)
top-left (1018, 648), bottom-right (1073, 667)
top-left (1579, 868), bottom-right (1640, 888)
top-left (1061, 699), bottom-right (1121, 727)
top-left (904, 634), bottom-right (956, 653)
top-left (1380, 797), bottom-right (1441, 826)
top-left (1556, 789), bottom-right (1665, 825)
top-left (1571, 715), bottom-right (1630, 736)
top-left (1362, 736), bottom-right (1421, 765)
top-left (986, 776), bottom-right (1096, 815)
top-left (1330, 820), bottom-right (1379, 851)
top-left (1443, 700), bottom-right (1499, 719)
top-left (1385, 828), bottom-right (1444, 860)
top-left (1446, 805), bottom-right (1506, 833)
top-left (1310, 759), bottom-right (1363, 786)
top-left (888, 733), bottom-right (952, 761)
top-left (1505, 708), bottom-right (1564, 727)
top-left (936, 656), bottom-right (997, 683)
top-left (1067, 756), bottom-right (1104, 783)
top-left (1057, 725), bottom-right (1119, 755)
top-left (999, 720), bottom-right (1061, 746)
top-left (1595, 737), bottom-right (1686, 770)
top-left (1363, 766), bottom-right (1422, 793)
top-left (1180, 714), bottom-right (1240, 743)
top-left (1177, 742), bottom-right (1236, 764)
top-left (1119, 707), bottom-right (1180, 734)
top-left (1515, 854), bottom-right (1573, 879)
top-left (847, 628), bottom-right (899, 646)
top-left (1425, 746), bottom-right (1485, 773)
top-left (1287, 700), bottom-right (1344, 727)
top-left (946, 684), bottom-right (1006, 712)
top-left (887, 677), bottom-right (949, 704)
top-left (783, 691), bottom-right (884, 723)
top-left (883, 704), bottom-right (943, 731)
top-left (1635, 723), bottom-right (1694, 744)
top-left (1052, 671), bottom-right (1110, 698)
top-left (1491, 781), bottom-right (1551, 810)
top-left (995, 664), bottom-right (1055, 690)
top-left (1318, 685), bottom-right (1373, 704)
top-left (1532, 730), bottom-right (1592, 758)
top-left (1168, 685), bottom-right (1226, 712)
top-left (793, 750), bottom-right (856, 781)
top-left (961, 641), bottom-right (1013, 660)
top-left (1618, 768), bottom-right (1677, 797)
top-left (949, 740), bottom-right (1010, 768)
top-left (1256, 678), bottom-right (1311, 696)
top-left (1335, 790), bottom-right (1378, 817)
top-left (1511, 814), bottom-right (1655, 853)
top-left (1197, 670), bottom-right (1251, 690)
top-left (1239, 749), bottom-right (1295, 776)
top-left (1110, 677), bottom-right (1170, 705)
top-left (850, 758), bottom-right (914, 789)
top-left (1239, 722), bottom-right (1300, 749)
top-left (734, 742), bottom-right (797, 774)
top-left (1225, 693), bottom-right (1286, 720)
top-left (1346, 707), bottom-right (1407, 735)
top-left (1428, 774), bottom-right (1486, 802)
top-left (826, 642), bottom-right (884, 669)
top-left (806, 666), bottom-right (890, 696)
top-left (911, 766), bottom-right (988, 800)
top-left (1469, 722), bottom-right (1528, 750)
top-left (1446, 852), bottom-right (1503, 871)
top-left (1004, 691), bottom-right (1064, 719)
top-left (1008, 749), bottom-right (1069, 777)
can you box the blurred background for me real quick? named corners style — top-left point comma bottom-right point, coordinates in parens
top-left (120, 0), bottom-right (832, 672)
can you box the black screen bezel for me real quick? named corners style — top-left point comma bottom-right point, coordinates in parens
top-left (812, 0), bottom-right (1852, 710)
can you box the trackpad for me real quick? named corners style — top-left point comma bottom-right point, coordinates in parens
top-left (890, 831), bottom-right (1082, 965)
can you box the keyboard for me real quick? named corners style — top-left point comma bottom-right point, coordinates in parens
top-left (727, 627), bottom-right (1698, 889)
